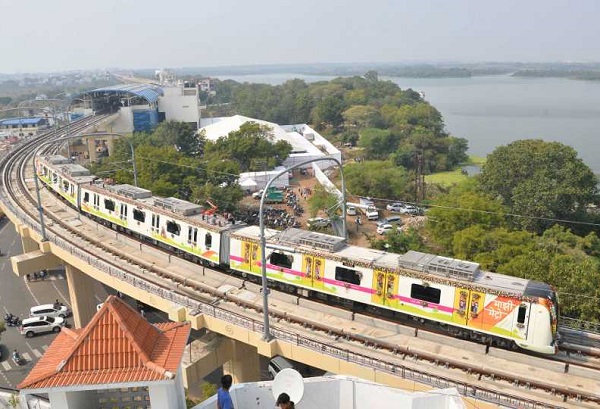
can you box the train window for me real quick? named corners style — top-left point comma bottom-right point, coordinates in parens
top-left (517, 305), bottom-right (527, 324)
top-left (270, 253), bottom-right (293, 269)
top-left (62, 180), bottom-right (69, 192)
top-left (166, 221), bottom-right (181, 235)
top-left (410, 284), bottom-right (441, 304)
top-left (133, 209), bottom-right (145, 222)
top-left (83, 192), bottom-right (89, 203)
top-left (104, 199), bottom-right (115, 211)
top-left (205, 232), bottom-right (212, 248)
top-left (335, 266), bottom-right (361, 285)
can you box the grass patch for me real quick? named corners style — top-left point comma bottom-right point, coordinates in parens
top-left (425, 156), bottom-right (486, 186)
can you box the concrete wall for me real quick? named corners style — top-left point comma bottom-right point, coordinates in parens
top-left (149, 380), bottom-right (185, 409)
top-left (47, 390), bottom-right (95, 409)
top-left (158, 86), bottom-right (200, 127)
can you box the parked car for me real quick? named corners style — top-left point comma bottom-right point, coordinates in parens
top-left (347, 205), bottom-right (357, 216)
top-left (268, 355), bottom-right (296, 379)
top-left (386, 202), bottom-right (406, 212)
top-left (306, 217), bottom-right (331, 228)
top-left (377, 216), bottom-right (402, 227)
top-left (401, 205), bottom-right (423, 215)
top-left (30, 303), bottom-right (71, 319)
top-left (19, 316), bottom-right (65, 337)
top-left (376, 224), bottom-right (401, 235)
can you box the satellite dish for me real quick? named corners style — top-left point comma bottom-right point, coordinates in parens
top-left (272, 368), bottom-right (304, 404)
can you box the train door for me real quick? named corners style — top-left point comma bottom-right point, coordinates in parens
top-left (93, 193), bottom-right (100, 211)
top-left (188, 226), bottom-right (198, 248)
top-left (452, 288), bottom-right (470, 325)
top-left (241, 241), bottom-right (261, 275)
top-left (371, 271), bottom-right (399, 308)
top-left (302, 255), bottom-right (325, 290)
top-left (467, 291), bottom-right (486, 330)
top-left (119, 203), bottom-right (128, 221)
top-left (151, 214), bottom-right (160, 235)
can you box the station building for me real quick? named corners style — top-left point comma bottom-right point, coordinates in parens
top-left (0, 117), bottom-right (49, 137)
top-left (76, 82), bottom-right (201, 134)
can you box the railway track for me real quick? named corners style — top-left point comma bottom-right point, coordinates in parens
top-left (1, 123), bottom-right (600, 408)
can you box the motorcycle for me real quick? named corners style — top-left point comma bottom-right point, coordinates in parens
top-left (12, 351), bottom-right (24, 366)
top-left (4, 313), bottom-right (21, 327)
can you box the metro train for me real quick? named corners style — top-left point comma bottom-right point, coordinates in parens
top-left (36, 155), bottom-right (559, 354)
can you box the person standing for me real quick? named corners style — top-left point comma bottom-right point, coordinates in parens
top-left (217, 374), bottom-right (234, 409)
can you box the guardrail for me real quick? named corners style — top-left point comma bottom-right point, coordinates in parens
top-left (560, 317), bottom-right (600, 334)
top-left (0, 149), bottom-right (573, 409)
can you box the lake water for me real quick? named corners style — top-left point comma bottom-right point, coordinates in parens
top-left (217, 73), bottom-right (600, 172)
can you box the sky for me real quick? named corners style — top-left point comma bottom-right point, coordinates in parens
top-left (0, 0), bottom-right (599, 74)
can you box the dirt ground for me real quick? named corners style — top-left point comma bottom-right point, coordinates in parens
top-left (240, 172), bottom-right (425, 248)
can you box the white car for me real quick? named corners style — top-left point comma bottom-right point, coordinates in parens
top-left (376, 224), bottom-right (400, 235)
top-left (386, 202), bottom-right (406, 213)
top-left (19, 316), bottom-right (65, 337)
top-left (307, 217), bottom-right (331, 228)
top-left (377, 216), bottom-right (402, 227)
top-left (401, 205), bottom-right (422, 215)
top-left (30, 303), bottom-right (71, 319)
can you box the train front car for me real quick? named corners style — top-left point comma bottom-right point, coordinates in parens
top-left (517, 282), bottom-right (559, 354)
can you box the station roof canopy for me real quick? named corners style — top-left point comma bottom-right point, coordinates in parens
top-left (0, 117), bottom-right (47, 126)
top-left (83, 83), bottom-right (164, 104)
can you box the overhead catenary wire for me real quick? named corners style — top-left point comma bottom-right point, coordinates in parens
top-left (120, 154), bottom-right (600, 229)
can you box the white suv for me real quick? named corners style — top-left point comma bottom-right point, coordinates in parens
top-left (30, 303), bottom-right (71, 319)
top-left (19, 316), bottom-right (65, 337)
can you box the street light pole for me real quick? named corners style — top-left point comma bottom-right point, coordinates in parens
top-left (259, 157), bottom-right (345, 341)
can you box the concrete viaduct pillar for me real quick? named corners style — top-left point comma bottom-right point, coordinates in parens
top-left (18, 224), bottom-right (39, 253)
top-left (65, 264), bottom-right (97, 328)
top-left (222, 340), bottom-right (260, 384)
top-left (87, 138), bottom-right (97, 163)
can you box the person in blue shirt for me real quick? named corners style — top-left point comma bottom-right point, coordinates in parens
top-left (217, 374), bottom-right (234, 409)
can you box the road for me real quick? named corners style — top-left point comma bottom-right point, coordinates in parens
top-left (0, 217), bottom-right (181, 389)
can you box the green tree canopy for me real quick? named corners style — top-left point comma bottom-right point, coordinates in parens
top-left (204, 122), bottom-right (292, 172)
top-left (426, 179), bottom-right (508, 251)
top-left (479, 139), bottom-right (598, 232)
top-left (344, 160), bottom-right (410, 199)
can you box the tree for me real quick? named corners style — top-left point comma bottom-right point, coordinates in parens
top-left (342, 105), bottom-right (380, 128)
top-left (311, 94), bottom-right (345, 129)
top-left (426, 179), bottom-right (508, 251)
top-left (144, 121), bottom-right (200, 156)
top-left (307, 184), bottom-right (339, 217)
top-left (344, 160), bottom-right (410, 199)
top-left (357, 128), bottom-right (398, 159)
top-left (479, 140), bottom-right (598, 232)
top-left (370, 228), bottom-right (424, 253)
top-left (204, 122), bottom-right (292, 172)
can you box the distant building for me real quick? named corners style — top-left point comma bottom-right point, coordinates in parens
top-left (0, 117), bottom-right (49, 137)
top-left (79, 82), bottom-right (201, 132)
top-left (18, 295), bottom-right (191, 409)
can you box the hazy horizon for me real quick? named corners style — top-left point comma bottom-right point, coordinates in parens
top-left (1, 0), bottom-right (599, 74)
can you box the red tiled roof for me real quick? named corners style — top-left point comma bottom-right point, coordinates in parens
top-left (18, 295), bottom-right (190, 390)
